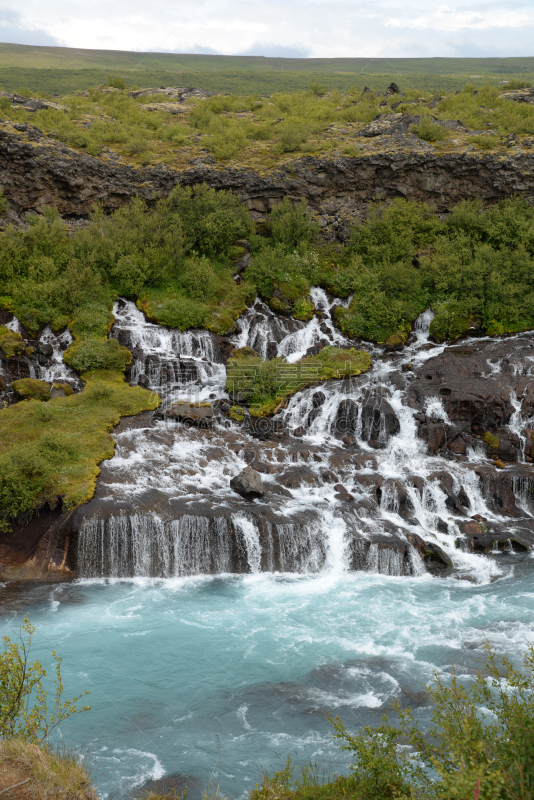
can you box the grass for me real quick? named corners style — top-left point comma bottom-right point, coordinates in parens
top-left (0, 370), bottom-right (159, 522)
top-left (226, 346), bottom-right (371, 416)
top-left (0, 739), bottom-right (96, 800)
top-left (3, 79), bottom-right (534, 171)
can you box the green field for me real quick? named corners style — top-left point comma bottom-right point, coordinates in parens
top-left (1, 43), bottom-right (534, 96)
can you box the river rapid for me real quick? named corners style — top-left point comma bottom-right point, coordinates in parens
top-left (2, 292), bottom-right (534, 798)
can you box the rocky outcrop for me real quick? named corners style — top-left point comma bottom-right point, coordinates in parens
top-left (230, 466), bottom-right (265, 499)
top-left (2, 122), bottom-right (534, 224)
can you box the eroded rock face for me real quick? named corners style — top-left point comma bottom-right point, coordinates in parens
top-left (408, 336), bottom-right (534, 463)
top-left (2, 122), bottom-right (534, 225)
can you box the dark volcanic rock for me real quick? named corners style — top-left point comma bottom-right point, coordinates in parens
top-left (2, 122), bottom-right (534, 223)
top-left (166, 402), bottom-right (214, 426)
top-left (230, 466), bottom-right (265, 499)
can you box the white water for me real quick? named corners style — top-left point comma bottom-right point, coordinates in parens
top-left (3, 294), bottom-right (534, 799)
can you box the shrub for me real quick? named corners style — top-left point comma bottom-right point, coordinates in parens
top-left (410, 115), bottom-right (449, 142)
top-left (0, 615), bottom-right (89, 742)
top-left (64, 337), bottom-right (131, 374)
top-left (178, 256), bottom-right (220, 301)
top-left (330, 640), bottom-right (534, 800)
top-left (268, 197), bottom-right (319, 250)
top-left (275, 122), bottom-right (310, 153)
top-left (168, 184), bottom-right (251, 259)
top-left (107, 74), bottom-right (127, 90)
top-left (309, 81), bottom-right (329, 97)
top-left (148, 296), bottom-right (208, 330)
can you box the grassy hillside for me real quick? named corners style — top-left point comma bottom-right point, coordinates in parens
top-left (1, 44), bottom-right (534, 95)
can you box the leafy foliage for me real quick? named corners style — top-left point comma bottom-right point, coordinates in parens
top-left (0, 615), bottom-right (89, 742)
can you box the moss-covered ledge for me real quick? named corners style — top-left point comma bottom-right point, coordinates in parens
top-left (226, 345), bottom-right (371, 417)
top-left (0, 370), bottom-right (159, 530)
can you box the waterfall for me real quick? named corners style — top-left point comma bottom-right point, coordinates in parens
top-left (112, 299), bottom-right (226, 402)
top-left (61, 294), bottom-right (534, 582)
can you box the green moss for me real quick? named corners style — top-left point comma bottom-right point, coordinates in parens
top-left (292, 297), bottom-right (315, 321)
top-left (11, 379), bottom-right (51, 402)
top-left (0, 326), bottom-right (25, 359)
top-left (0, 371), bottom-right (159, 525)
top-left (226, 346), bottom-right (371, 416)
top-left (139, 274), bottom-right (255, 336)
top-left (483, 431), bottom-right (500, 449)
top-left (229, 405), bottom-right (245, 422)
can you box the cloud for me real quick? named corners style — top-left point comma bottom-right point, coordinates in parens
top-left (1, 0), bottom-right (534, 58)
top-left (237, 42), bottom-right (311, 58)
top-left (0, 8), bottom-right (62, 46)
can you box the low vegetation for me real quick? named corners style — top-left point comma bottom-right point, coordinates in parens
top-left (251, 641), bottom-right (534, 800)
top-left (0, 371), bottom-right (158, 525)
top-left (0, 616), bottom-right (95, 798)
top-left (242, 194), bottom-right (534, 343)
top-left (226, 346), bottom-right (371, 416)
top-left (2, 81), bottom-right (534, 170)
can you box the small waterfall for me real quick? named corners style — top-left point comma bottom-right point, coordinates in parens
top-left (35, 326), bottom-right (79, 386)
top-left (112, 299), bottom-right (226, 402)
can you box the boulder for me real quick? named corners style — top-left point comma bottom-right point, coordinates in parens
top-left (230, 466), bottom-right (265, 499)
top-left (333, 398), bottom-right (358, 437)
top-left (166, 402), bottom-right (214, 426)
top-left (361, 396), bottom-right (400, 447)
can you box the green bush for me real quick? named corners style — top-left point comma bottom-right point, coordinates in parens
top-left (64, 337), bottom-right (131, 373)
top-left (168, 183), bottom-right (251, 259)
top-left (147, 296), bottom-right (208, 329)
top-left (329, 641), bottom-right (534, 800)
top-left (0, 615), bottom-right (89, 742)
top-left (410, 115), bottom-right (449, 142)
top-left (268, 197), bottom-right (319, 250)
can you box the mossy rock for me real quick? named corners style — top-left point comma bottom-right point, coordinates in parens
top-left (292, 297), bottom-right (315, 322)
top-left (483, 431), bottom-right (500, 449)
top-left (226, 346), bottom-right (371, 416)
top-left (229, 405), bottom-right (245, 422)
top-left (52, 382), bottom-right (74, 397)
top-left (269, 296), bottom-right (292, 315)
top-left (229, 346), bottom-right (259, 360)
top-left (0, 326), bottom-right (25, 359)
top-left (384, 330), bottom-right (409, 351)
top-left (12, 378), bottom-right (51, 402)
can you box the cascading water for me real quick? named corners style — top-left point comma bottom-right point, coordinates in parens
top-left (111, 299), bottom-right (226, 403)
top-left (73, 294), bottom-right (534, 585)
top-left (3, 290), bottom-right (534, 800)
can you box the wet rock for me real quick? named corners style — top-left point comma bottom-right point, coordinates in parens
top-left (35, 342), bottom-right (53, 357)
top-left (137, 373), bottom-right (149, 388)
top-left (166, 402), bottom-right (214, 426)
top-left (292, 426), bottom-right (305, 438)
top-left (321, 470), bottom-right (338, 484)
top-left (419, 422), bottom-right (445, 453)
top-left (343, 435), bottom-right (356, 446)
top-left (230, 466), bottom-right (265, 499)
top-left (277, 467), bottom-right (319, 489)
top-left (307, 390), bottom-right (326, 427)
top-left (361, 396), bottom-right (400, 447)
top-left (333, 398), bottom-right (358, 437)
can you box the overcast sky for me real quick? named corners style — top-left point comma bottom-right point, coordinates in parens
top-left (1, 0), bottom-right (533, 59)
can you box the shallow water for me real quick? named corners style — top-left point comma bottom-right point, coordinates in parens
top-left (2, 559), bottom-right (534, 798)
